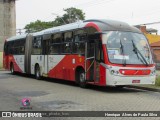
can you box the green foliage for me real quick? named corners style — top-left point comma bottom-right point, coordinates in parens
top-left (24, 7), bottom-right (85, 33)
top-left (155, 76), bottom-right (160, 86)
top-left (54, 7), bottom-right (85, 26)
top-left (24, 20), bottom-right (55, 33)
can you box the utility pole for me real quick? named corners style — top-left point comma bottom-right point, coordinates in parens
top-left (16, 29), bottom-right (22, 35)
top-left (52, 13), bottom-right (66, 25)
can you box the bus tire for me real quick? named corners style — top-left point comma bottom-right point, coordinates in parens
top-left (10, 63), bottom-right (15, 75)
top-left (115, 85), bottom-right (125, 89)
top-left (35, 65), bottom-right (41, 80)
top-left (77, 69), bottom-right (87, 88)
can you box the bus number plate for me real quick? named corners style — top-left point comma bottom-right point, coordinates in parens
top-left (132, 80), bottom-right (140, 83)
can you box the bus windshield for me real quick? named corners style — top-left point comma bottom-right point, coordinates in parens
top-left (106, 31), bottom-right (153, 65)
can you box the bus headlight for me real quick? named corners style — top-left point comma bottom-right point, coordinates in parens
top-left (111, 70), bottom-right (115, 74)
top-left (110, 70), bottom-right (119, 75)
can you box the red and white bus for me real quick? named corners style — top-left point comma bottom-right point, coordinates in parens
top-left (3, 19), bottom-right (156, 87)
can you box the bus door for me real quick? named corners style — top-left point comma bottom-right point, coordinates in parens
top-left (25, 34), bottom-right (33, 74)
top-left (94, 39), bottom-right (103, 82)
top-left (43, 39), bottom-right (49, 75)
top-left (85, 34), bottom-right (101, 82)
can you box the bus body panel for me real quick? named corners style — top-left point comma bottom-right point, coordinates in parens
top-left (48, 55), bottom-right (65, 79)
top-left (3, 53), bottom-right (9, 69)
top-left (8, 55), bottom-right (23, 73)
top-left (13, 55), bottom-right (25, 73)
top-left (47, 55), bottom-right (85, 81)
top-left (31, 55), bottom-right (44, 75)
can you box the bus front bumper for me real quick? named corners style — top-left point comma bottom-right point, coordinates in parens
top-left (106, 69), bottom-right (156, 86)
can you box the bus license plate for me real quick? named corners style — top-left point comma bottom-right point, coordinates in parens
top-left (132, 80), bottom-right (140, 83)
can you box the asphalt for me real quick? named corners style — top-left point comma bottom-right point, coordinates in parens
top-left (127, 85), bottom-right (160, 92)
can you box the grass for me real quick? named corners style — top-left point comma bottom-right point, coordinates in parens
top-left (155, 76), bottom-right (160, 86)
top-left (0, 52), bottom-right (3, 69)
top-left (135, 74), bottom-right (160, 88)
top-left (140, 75), bottom-right (160, 88)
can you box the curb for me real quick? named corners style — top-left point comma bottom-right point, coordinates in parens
top-left (128, 85), bottom-right (160, 92)
top-left (0, 69), bottom-right (6, 71)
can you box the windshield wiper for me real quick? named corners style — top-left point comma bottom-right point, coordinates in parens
top-left (119, 39), bottom-right (126, 66)
top-left (131, 39), bottom-right (149, 66)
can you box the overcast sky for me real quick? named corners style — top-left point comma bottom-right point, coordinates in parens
top-left (16, 0), bottom-right (160, 32)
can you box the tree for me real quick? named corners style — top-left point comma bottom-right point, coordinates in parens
top-left (24, 7), bottom-right (85, 33)
top-left (54, 7), bottom-right (85, 26)
top-left (24, 20), bottom-right (55, 33)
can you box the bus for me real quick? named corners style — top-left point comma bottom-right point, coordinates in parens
top-left (3, 19), bottom-right (156, 87)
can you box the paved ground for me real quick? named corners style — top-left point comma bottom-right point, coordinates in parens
top-left (0, 71), bottom-right (160, 120)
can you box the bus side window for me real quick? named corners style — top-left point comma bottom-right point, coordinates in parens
top-left (12, 41), bottom-right (18, 55)
top-left (4, 42), bottom-right (8, 55)
top-left (32, 36), bottom-right (42, 55)
top-left (73, 29), bottom-right (86, 54)
top-left (6, 40), bottom-right (25, 55)
top-left (14, 41), bottom-right (18, 55)
top-left (49, 33), bottom-right (62, 54)
top-left (19, 39), bottom-right (25, 54)
top-left (62, 32), bottom-right (72, 53)
top-left (8, 42), bottom-right (12, 54)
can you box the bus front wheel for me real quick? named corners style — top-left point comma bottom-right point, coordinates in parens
top-left (115, 85), bottom-right (125, 89)
top-left (35, 65), bottom-right (41, 80)
top-left (77, 69), bottom-right (87, 88)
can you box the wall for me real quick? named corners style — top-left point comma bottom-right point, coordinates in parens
top-left (145, 33), bottom-right (160, 44)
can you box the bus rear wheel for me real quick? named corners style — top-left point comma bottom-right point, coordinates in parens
top-left (10, 63), bottom-right (15, 75)
top-left (77, 69), bottom-right (87, 88)
top-left (35, 65), bottom-right (41, 80)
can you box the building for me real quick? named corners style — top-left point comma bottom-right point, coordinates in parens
top-left (150, 41), bottom-right (160, 68)
top-left (0, 0), bottom-right (16, 51)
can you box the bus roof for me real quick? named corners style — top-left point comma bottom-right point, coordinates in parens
top-left (41, 21), bottom-right (83, 35)
top-left (6, 19), bottom-right (141, 42)
top-left (84, 19), bottom-right (141, 33)
top-left (40, 19), bottom-right (141, 35)
top-left (6, 34), bottom-right (27, 42)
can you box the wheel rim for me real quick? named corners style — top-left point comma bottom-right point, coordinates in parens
top-left (11, 66), bottom-right (13, 73)
top-left (80, 72), bottom-right (85, 83)
top-left (36, 68), bottom-right (40, 78)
